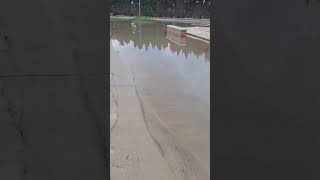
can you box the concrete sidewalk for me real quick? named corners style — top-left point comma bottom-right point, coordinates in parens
top-left (186, 27), bottom-right (210, 41)
top-left (152, 17), bottom-right (210, 26)
top-left (110, 46), bottom-right (176, 180)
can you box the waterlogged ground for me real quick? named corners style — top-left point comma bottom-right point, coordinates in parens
top-left (111, 21), bottom-right (210, 170)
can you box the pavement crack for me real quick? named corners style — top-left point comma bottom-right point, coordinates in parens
top-left (110, 86), bottom-right (119, 134)
top-left (110, 115), bottom-right (118, 134)
top-left (134, 87), bottom-right (165, 157)
top-left (124, 60), bottom-right (166, 156)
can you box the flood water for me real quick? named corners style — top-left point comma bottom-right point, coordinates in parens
top-left (111, 21), bottom-right (210, 170)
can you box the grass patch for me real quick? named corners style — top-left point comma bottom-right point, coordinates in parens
top-left (132, 16), bottom-right (152, 24)
top-left (110, 16), bottom-right (134, 22)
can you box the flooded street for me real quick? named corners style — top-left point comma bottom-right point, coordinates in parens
top-left (111, 20), bottom-right (210, 171)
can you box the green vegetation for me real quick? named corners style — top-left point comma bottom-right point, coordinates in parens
top-left (111, 0), bottom-right (210, 18)
top-left (110, 16), bottom-right (132, 22)
top-left (132, 16), bottom-right (152, 24)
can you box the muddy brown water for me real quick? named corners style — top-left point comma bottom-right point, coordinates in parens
top-left (111, 21), bottom-right (210, 171)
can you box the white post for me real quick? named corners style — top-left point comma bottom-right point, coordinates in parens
top-left (139, 0), bottom-right (141, 16)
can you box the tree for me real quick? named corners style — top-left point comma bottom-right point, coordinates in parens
top-left (111, 0), bottom-right (210, 18)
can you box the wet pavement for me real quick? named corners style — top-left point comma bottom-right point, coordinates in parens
top-left (0, 0), bottom-right (108, 179)
top-left (111, 21), bottom-right (210, 171)
top-left (186, 27), bottom-right (210, 41)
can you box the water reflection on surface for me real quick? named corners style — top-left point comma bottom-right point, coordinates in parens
top-left (111, 21), bottom-right (210, 62)
top-left (111, 21), bottom-right (210, 171)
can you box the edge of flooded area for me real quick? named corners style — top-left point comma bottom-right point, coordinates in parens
top-left (110, 16), bottom-right (210, 26)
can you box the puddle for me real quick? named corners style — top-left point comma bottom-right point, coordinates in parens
top-left (111, 21), bottom-right (210, 170)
